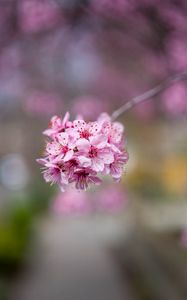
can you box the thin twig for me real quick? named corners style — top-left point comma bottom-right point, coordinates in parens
top-left (111, 70), bottom-right (187, 121)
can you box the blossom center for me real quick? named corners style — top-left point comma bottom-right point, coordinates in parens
top-left (61, 145), bottom-right (68, 153)
top-left (79, 170), bottom-right (89, 178)
top-left (80, 130), bottom-right (91, 139)
top-left (89, 146), bottom-right (98, 158)
top-left (68, 159), bottom-right (78, 168)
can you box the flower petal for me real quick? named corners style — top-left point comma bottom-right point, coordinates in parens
top-left (62, 112), bottom-right (70, 126)
top-left (88, 176), bottom-right (102, 185)
top-left (57, 132), bottom-right (68, 145)
top-left (88, 122), bottom-right (101, 135)
top-left (76, 138), bottom-right (90, 152)
top-left (66, 128), bottom-right (80, 141)
top-left (36, 158), bottom-right (47, 165)
top-left (73, 120), bottom-right (86, 131)
top-left (46, 142), bottom-right (62, 155)
top-left (97, 113), bottom-right (111, 123)
top-left (99, 149), bottom-right (114, 164)
top-left (92, 158), bottom-right (104, 172)
top-left (64, 149), bottom-right (74, 162)
top-left (43, 128), bottom-right (54, 137)
top-left (61, 172), bottom-right (69, 185)
top-left (89, 134), bottom-right (107, 149)
top-left (78, 156), bottom-right (91, 167)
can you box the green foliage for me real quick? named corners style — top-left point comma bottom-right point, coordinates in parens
top-left (0, 280), bottom-right (8, 300)
top-left (0, 205), bottom-right (32, 276)
top-left (0, 179), bottom-right (56, 276)
top-left (28, 179), bottom-right (56, 215)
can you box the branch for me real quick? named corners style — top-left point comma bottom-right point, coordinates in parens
top-left (111, 70), bottom-right (187, 121)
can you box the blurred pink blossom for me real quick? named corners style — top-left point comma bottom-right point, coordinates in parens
top-left (167, 37), bottom-right (187, 70)
top-left (0, 72), bottom-right (26, 99)
top-left (0, 43), bottom-right (26, 98)
top-left (96, 185), bottom-right (127, 213)
top-left (64, 34), bottom-right (101, 89)
top-left (0, 4), bottom-right (13, 42)
top-left (23, 91), bottom-right (62, 117)
top-left (91, 0), bottom-right (133, 19)
top-left (144, 54), bottom-right (167, 78)
top-left (53, 188), bottom-right (91, 215)
top-left (72, 95), bottom-right (108, 120)
top-left (160, 5), bottom-right (187, 32)
top-left (0, 44), bottom-right (22, 74)
top-left (162, 83), bottom-right (187, 117)
top-left (18, 0), bottom-right (61, 33)
top-left (94, 66), bottom-right (133, 103)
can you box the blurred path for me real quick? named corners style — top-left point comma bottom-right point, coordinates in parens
top-left (10, 215), bottom-right (134, 300)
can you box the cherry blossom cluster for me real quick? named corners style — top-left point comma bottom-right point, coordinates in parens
top-left (37, 112), bottom-right (128, 191)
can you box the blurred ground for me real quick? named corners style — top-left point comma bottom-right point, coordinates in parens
top-left (8, 210), bottom-right (187, 300)
top-left (9, 215), bottom-right (134, 300)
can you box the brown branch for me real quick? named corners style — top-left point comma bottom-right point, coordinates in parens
top-left (111, 70), bottom-right (187, 121)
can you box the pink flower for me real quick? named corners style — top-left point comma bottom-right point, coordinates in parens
top-left (43, 113), bottom-right (71, 137)
top-left (106, 152), bottom-right (129, 181)
top-left (37, 112), bottom-right (128, 192)
top-left (76, 135), bottom-right (114, 172)
top-left (18, 0), bottom-right (60, 34)
top-left (98, 113), bottom-right (124, 145)
top-left (73, 119), bottom-right (101, 139)
top-left (37, 158), bottom-right (69, 191)
top-left (69, 169), bottom-right (102, 190)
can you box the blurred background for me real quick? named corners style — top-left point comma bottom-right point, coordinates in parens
top-left (0, 0), bottom-right (187, 299)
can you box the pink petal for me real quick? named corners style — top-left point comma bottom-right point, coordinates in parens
top-left (43, 128), bottom-right (54, 137)
top-left (46, 142), bottom-right (61, 155)
top-left (61, 172), bottom-right (69, 185)
top-left (89, 134), bottom-right (107, 149)
top-left (45, 162), bottom-right (58, 168)
top-left (76, 138), bottom-right (90, 152)
top-left (64, 149), bottom-right (74, 162)
top-left (101, 121), bottom-right (111, 136)
top-left (103, 165), bottom-right (110, 175)
top-left (99, 150), bottom-right (114, 164)
top-left (62, 112), bottom-right (70, 126)
top-left (66, 128), bottom-right (80, 141)
top-left (78, 156), bottom-right (91, 167)
top-left (92, 158), bottom-right (104, 172)
top-left (50, 115), bottom-right (62, 127)
top-left (88, 122), bottom-right (101, 135)
top-left (57, 132), bottom-right (68, 146)
top-left (111, 166), bottom-right (123, 179)
top-left (113, 122), bottom-right (124, 133)
top-left (89, 176), bottom-right (102, 185)
top-left (36, 158), bottom-right (47, 165)
top-left (73, 119), bottom-right (86, 131)
top-left (97, 113), bottom-right (111, 123)
top-left (109, 144), bottom-right (121, 153)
